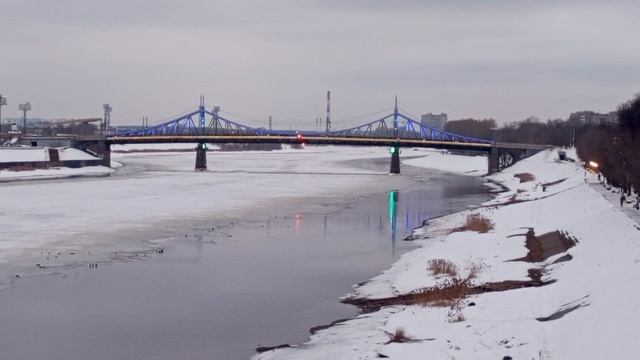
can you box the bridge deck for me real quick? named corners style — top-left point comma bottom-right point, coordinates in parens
top-left (107, 135), bottom-right (493, 152)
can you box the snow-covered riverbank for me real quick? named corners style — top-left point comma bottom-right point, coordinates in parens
top-left (256, 148), bottom-right (640, 359)
top-left (0, 147), bottom-right (114, 181)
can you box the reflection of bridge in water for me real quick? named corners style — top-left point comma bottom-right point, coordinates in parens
top-left (75, 97), bottom-right (549, 174)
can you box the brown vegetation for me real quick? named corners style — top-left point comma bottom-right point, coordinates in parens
top-left (465, 261), bottom-right (485, 280)
top-left (450, 214), bottom-right (494, 234)
top-left (386, 328), bottom-right (412, 344)
top-left (513, 172), bottom-right (536, 183)
top-left (343, 258), bottom-right (555, 313)
top-left (444, 118), bottom-right (497, 140)
top-left (427, 259), bottom-right (458, 277)
top-left (409, 277), bottom-right (475, 307)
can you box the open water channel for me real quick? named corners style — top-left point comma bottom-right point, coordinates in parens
top-left (0, 160), bottom-right (491, 360)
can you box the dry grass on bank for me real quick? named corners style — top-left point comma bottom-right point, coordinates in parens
top-left (409, 277), bottom-right (474, 307)
top-left (450, 214), bottom-right (494, 234)
top-left (514, 172), bottom-right (536, 183)
top-left (465, 214), bottom-right (494, 233)
top-left (427, 259), bottom-right (459, 277)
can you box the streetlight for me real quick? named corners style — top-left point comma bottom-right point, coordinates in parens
top-left (0, 95), bottom-right (7, 127)
top-left (18, 102), bottom-right (32, 135)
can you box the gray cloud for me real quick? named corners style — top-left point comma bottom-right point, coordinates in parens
top-left (1, 0), bottom-right (639, 126)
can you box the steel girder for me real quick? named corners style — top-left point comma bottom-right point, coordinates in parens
top-left (111, 107), bottom-right (491, 144)
top-left (112, 109), bottom-right (265, 137)
top-left (327, 112), bottom-right (491, 143)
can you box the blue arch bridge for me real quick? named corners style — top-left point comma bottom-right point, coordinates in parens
top-left (75, 98), bottom-right (548, 174)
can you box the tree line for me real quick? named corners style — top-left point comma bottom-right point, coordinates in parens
top-left (443, 93), bottom-right (640, 193)
top-left (576, 94), bottom-right (640, 193)
top-left (443, 116), bottom-right (584, 146)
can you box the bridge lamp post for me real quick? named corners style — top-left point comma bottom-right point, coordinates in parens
top-left (18, 102), bottom-right (32, 136)
top-left (0, 95), bottom-right (7, 127)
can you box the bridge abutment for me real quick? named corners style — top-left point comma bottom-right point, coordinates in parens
top-left (390, 145), bottom-right (400, 174)
top-left (76, 139), bottom-right (111, 167)
top-left (195, 143), bottom-right (207, 171)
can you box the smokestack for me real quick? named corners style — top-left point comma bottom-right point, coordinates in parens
top-left (325, 90), bottom-right (331, 133)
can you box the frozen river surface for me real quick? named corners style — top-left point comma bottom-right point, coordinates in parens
top-left (0, 148), bottom-right (489, 359)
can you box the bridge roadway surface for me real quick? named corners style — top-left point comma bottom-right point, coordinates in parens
top-left (106, 135), bottom-right (494, 152)
top-left (74, 134), bottom-right (550, 174)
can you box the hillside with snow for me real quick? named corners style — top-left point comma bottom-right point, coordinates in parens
top-left (256, 148), bottom-right (640, 359)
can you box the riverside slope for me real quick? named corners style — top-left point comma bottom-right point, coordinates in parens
top-left (256, 148), bottom-right (640, 359)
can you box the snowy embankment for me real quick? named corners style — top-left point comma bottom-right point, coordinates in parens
top-left (0, 147), bottom-right (113, 181)
top-left (257, 148), bottom-right (640, 359)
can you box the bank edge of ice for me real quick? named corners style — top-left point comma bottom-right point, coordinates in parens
top-left (0, 147), bottom-right (113, 181)
top-left (255, 148), bottom-right (640, 359)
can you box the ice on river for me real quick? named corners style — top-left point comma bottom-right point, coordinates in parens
top-left (0, 146), bottom-right (443, 269)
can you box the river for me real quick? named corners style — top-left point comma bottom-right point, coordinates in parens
top-left (0, 158), bottom-right (490, 360)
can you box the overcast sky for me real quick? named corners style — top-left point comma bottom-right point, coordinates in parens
top-left (1, 0), bottom-right (639, 128)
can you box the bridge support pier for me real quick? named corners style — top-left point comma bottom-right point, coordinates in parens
top-left (488, 146), bottom-right (499, 175)
top-left (96, 140), bottom-right (111, 167)
top-left (390, 145), bottom-right (400, 174)
top-left (195, 143), bottom-right (207, 171)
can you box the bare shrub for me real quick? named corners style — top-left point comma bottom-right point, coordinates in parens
top-left (463, 214), bottom-right (494, 233)
top-left (514, 172), bottom-right (536, 183)
top-left (464, 260), bottom-right (486, 280)
top-left (387, 328), bottom-right (412, 344)
top-left (447, 302), bottom-right (465, 323)
top-left (427, 259), bottom-right (458, 277)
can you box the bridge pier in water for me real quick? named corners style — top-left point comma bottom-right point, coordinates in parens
top-left (390, 145), bottom-right (400, 174)
top-left (74, 139), bottom-right (111, 167)
top-left (100, 141), bottom-right (111, 168)
top-left (195, 143), bottom-right (207, 171)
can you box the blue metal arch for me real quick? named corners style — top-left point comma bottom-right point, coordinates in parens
top-left (110, 103), bottom-right (492, 145)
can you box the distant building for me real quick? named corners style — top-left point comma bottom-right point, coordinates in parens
top-left (569, 111), bottom-right (618, 125)
top-left (421, 112), bottom-right (448, 130)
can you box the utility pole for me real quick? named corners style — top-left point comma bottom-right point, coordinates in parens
top-left (268, 115), bottom-right (272, 131)
top-left (18, 102), bottom-right (31, 136)
top-left (0, 95), bottom-right (7, 128)
top-left (325, 90), bottom-right (331, 133)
